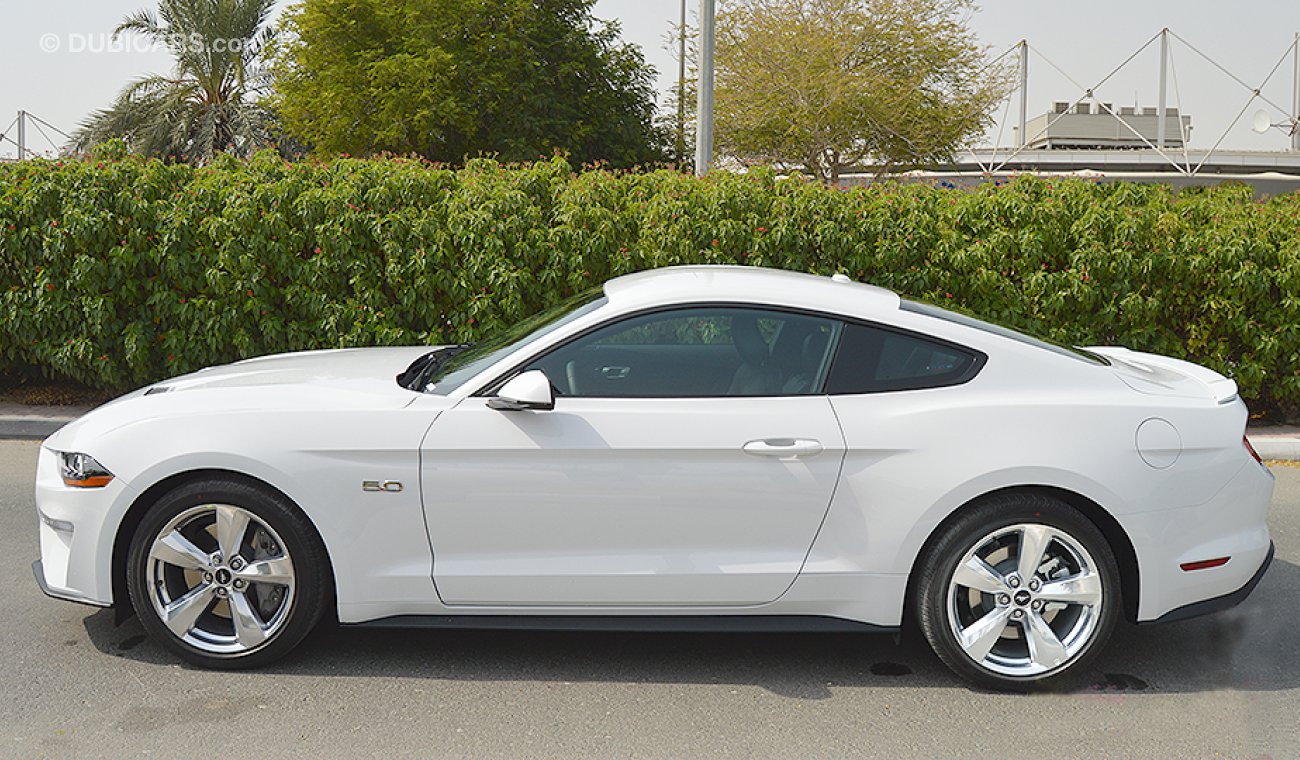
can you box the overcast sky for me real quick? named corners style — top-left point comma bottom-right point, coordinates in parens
top-left (3, 1), bottom-right (1300, 159)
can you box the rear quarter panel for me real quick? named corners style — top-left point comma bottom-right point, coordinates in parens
top-left (812, 345), bottom-right (1252, 589)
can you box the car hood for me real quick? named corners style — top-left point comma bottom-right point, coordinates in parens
top-left (155, 346), bottom-right (441, 394)
top-left (45, 347), bottom-right (444, 450)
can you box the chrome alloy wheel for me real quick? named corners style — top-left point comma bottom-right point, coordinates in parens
top-left (146, 503), bottom-right (296, 655)
top-left (946, 523), bottom-right (1104, 677)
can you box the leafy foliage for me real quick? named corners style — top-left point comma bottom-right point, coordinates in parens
top-left (714, 0), bottom-right (1011, 182)
top-left (72, 0), bottom-right (278, 162)
top-left (268, 0), bottom-right (664, 167)
top-left (1, 155), bottom-right (1298, 420)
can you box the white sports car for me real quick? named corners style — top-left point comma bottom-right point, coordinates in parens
top-left (34, 265), bottom-right (1274, 690)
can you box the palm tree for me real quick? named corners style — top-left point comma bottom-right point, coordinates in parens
top-left (72, 0), bottom-right (277, 162)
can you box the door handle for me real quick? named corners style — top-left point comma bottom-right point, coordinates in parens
top-left (601, 366), bottom-right (630, 379)
top-left (742, 438), bottom-right (823, 458)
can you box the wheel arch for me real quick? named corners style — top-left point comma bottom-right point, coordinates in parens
top-left (111, 468), bottom-right (337, 623)
top-left (904, 484), bottom-right (1140, 625)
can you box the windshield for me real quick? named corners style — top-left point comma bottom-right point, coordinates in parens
top-left (420, 288), bottom-right (607, 395)
top-left (900, 300), bottom-right (1108, 366)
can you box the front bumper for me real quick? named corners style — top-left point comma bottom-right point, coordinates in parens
top-left (31, 559), bottom-right (108, 607)
top-left (33, 445), bottom-right (133, 607)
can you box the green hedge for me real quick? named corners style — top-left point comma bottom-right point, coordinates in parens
top-left (2, 153), bottom-right (1299, 419)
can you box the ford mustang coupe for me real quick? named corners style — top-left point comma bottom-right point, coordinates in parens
top-left (34, 265), bottom-right (1274, 690)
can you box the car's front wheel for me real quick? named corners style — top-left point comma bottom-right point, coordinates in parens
top-left (126, 477), bottom-right (330, 668)
top-left (915, 492), bottom-right (1120, 691)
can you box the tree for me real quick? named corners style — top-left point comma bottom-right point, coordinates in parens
top-left (72, 0), bottom-right (277, 162)
top-left (714, 0), bottom-right (1009, 182)
top-left (269, 0), bottom-right (664, 167)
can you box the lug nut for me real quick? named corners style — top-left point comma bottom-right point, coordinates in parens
top-left (214, 587), bottom-right (228, 598)
top-left (1031, 600), bottom-right (1043, 611)
top-left (211, 554), bottom-right (223, 566)
top-left (203, 572), bottom-right (213, 582)
top-left (1029, 579), bottom-right (1041, 591)
top-left (1008, 576), bottom-right (1021, 588)
top-left (997, 594), bottom-right (1011, 605)
top-left (1011, 609), bottom-right (1024, 620)
top-left (233, 579), bottom-right (246, 590)
top-left (230, 557), bottom-right (244, 571)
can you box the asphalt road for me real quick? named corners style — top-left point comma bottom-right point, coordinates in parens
top-left (3, 439), bottom-right (1299, 759)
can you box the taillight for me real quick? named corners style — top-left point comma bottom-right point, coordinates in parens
top-left (1244, 435), bottom-right (1264, 465)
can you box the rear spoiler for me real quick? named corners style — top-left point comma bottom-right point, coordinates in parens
top-left (1085, 346), bottom-right (1240, 405)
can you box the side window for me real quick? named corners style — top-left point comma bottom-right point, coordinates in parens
top-left (825, 322), bottom-right (982, 395)
top-left (525, 307), bottom-right (840, 398)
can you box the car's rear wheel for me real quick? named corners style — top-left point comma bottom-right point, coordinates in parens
top-left (126, 477), bottom-right (329, 669)
top-left (915, 492), bottom-right (1120, 691)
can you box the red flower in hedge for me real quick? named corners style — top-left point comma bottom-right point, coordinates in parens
top-left (46, 283), bottom-right (54, 291)
top-left (246, 289), bottom-right (253, 297)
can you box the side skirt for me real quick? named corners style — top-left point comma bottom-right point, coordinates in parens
top-left (345, 614), bottom-right (898, 634)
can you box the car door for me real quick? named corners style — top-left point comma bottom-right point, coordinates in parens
top-left (420, 306), bottom-right (847, 607)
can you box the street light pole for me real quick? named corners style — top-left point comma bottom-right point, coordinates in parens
top-left (1293, 31), bottom-right (1300, 151)
top-left (1157, 28), bottom-right (1168, 150)
top-left (678, 0), bottom-right (687, 164)
top-left (1017, 41), bottom-right (1028, 148)
top-left (694, 0), bottom-right (716, 176)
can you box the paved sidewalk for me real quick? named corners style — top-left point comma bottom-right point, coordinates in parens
top-left (1248, 426), bottom-right (1300, 461)
top-left (0, 402), bottom-right (93, 440)
top-left (2, 400), bottom-right (1297, 460)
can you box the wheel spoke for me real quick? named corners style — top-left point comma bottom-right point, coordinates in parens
top-left (952, 555), bottom-right (1008, 595)
top-left (150, 530), bottom-right (210, 571)
top-left (162, 583), bottom-right (215, 637)
top-left (1038, 570), bottom-right (1102, 607)
top-left (228, 590), bottom-right (270, 648)
top-left (1017, 524), bottom-right (1052, 580)
top-left (958, 606), bottom-right (1014, 663)
top-left (214, 505), bottom-right (251, 562)
top-left (1024, 611), bottom-right (1070, 670)
top-left (236, 556), bottom-right (294, 586)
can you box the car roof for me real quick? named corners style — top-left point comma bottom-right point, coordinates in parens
top-left (602, 265), bottom-right (901, 318)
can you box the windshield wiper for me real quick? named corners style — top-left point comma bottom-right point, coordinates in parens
top-left (397, 344), bottom-right (472, 391)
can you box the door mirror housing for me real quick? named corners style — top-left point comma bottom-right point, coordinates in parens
top-left (487, 370), bottom-right (555, 411)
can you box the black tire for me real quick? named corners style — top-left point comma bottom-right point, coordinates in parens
top-left (914, 492), bottom-right (1121, 692)
top-left (126, 476), bottom-right (330, 669)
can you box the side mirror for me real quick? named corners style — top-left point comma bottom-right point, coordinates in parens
top-left (487, 370), bottom-right (555, 411)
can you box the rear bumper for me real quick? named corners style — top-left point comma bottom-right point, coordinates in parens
top-left (1124, 458), bottom-right (1275, 622)
top-left (1143, 542), bottom-right (1273, 624)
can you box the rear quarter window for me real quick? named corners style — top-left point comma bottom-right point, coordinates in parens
top-left (825, 322), bottom-right (984, 394)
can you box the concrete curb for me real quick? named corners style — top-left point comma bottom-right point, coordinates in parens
top-left (2, 406), bottom-right (1297, 460)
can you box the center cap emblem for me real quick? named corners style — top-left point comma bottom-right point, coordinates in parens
top-left (215, 568), bottom-right (233, 585)
top-left (1013, 589), bottom-right (1032, 606)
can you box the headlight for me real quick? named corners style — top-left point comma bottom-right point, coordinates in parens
top-left (60, 452), bottom-right (114, 488)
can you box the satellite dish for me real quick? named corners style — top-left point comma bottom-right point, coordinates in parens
top-left (1252, 109), bottom-right (1272, 134)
